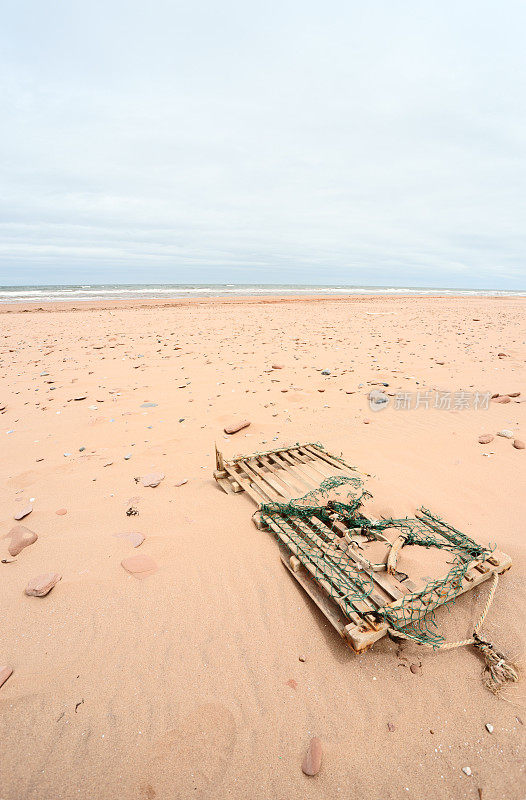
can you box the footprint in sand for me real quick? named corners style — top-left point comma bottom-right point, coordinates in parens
top-left (149, 703), bottom-right (236, 798)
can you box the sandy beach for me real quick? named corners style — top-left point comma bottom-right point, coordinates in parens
top-left (0, 294), bottom-right (524, 800)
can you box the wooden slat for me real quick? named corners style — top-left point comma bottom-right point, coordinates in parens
top-left (224, 464), bottom-right (271, 504)
top-left (238, 460), bottom-right (287, 501)
top-left (257, 455), bottom-right (310, 495)
top-left (267, 452), bottom-right (321, 491)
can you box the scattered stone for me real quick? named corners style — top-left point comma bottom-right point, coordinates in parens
top-left (224, 419), bottom-right (250, 435)
top-left (478, 435), bottom-right (494, 444)
top-left (124, 453), bottom-right (132, 460)
top-left (25, 572), bottom-right (62, 597)
top-left (141, 402), bottom-right (157, 408)
top-left (409, 663), bottom-right (421, 675)
top-left (174, 479), bottom-right (188, 487)
top-left (462, 767), bottom-right (472, 776)
top-left (363, 419), bottom-right (371, 424)
top-left (14, 503), bottom-right (33, 521)
top-left (79, 446), bottom-right (86, 452)
top-left (299, 655), bottom-right (306, 662)
top-left (321, 369), bottom-right (331, 375)
top-left (141, 472), bottom-right (165, 488)
top-left (272, 364), bottom-right (284, 369)
top-left (0, 666), bottom-right (13, 689)
top-left (302, 737), bottom-right (322, 776)
top-left (513, 439), bottom-right (525, 449)
top-left (485, 723), bottom-right (494, 733)
top-left (508, 392), bottom-right (521, 398)
top-left (121, 554), bottom-right (157, 578)
top-left (497, 429), bottom-right (514, 439)
top-left (7, 525), bottom-right (38, 556)
top-left (114, 532), bottom-right (144, 547)
top-left (493, 395), bottom-right (511, 404)
top-left (56, 508), bottom-right (67, 515)
top-left (73, 395), bottom-right (87, 401)
top-left (387, 722), bottom-right (395, 732)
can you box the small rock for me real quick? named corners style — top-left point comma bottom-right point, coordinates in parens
top-left (485, 723), bottom-right (494, 733)
top-left (272, 364), bottom-right (284, 369)
top-left (301, 736), bottom-right (322, 776)
top-left (140, 402), bottom-right (158, 408)
top-left (174, 479), bottom-right (188, 487)
top-left (124, 453), bottom-right (132, 460)
top-left (513, 439), bottom-right (525, 449)
top-left (121, 554), bottom-right (158, 578)
top-left (25, 572), bottom-right (62, 597)
top-left (56, 508), bottom-right (67, 515)
top-left (299, 655), bottom-right (306, 662)
top-left (368, 390), bottom-right (389, 406)
top-left (508, 392), bottom-right (521, 398)
top-left (387, 722), bottom-right (395, 732)
top-left (141, 472), bottom-right (165, 488)
top-left (478, 434), bottom-right (494, 444)
top-left (497, 429), bottom-right (514, 438)
top-left (79, 446), bottom-right (86, 452)
top-left (409, 663), bottom-right (421, 675)
top-left (8, 525), bottom-right (38, 556)
top-left (14, 503), bottom-right (33, 521)
top-left (224, 419), bottom-right (250, 435)
top-left (0, 666), bottom-right (13, 689)
top-left (363, 419), bottom-right (371, 424)
top-left (493, 395), bottom-right (511, 404)
top-left (114, 532), bottom-right (144, 547)
top-left (462, 767), bottom-right (472, 776)
top-left (321, 369), bottom-right (331, 376)
top-left (73, 395), bottom-right (87, 401)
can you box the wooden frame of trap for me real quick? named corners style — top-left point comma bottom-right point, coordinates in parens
top-left (214, 442), bottom-right (512, 653)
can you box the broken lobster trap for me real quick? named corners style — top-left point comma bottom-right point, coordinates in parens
top-left (214, 442), bottom-right (517, 691)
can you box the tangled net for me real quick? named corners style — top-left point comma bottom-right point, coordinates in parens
top-left (259, 473), bottom-right (518, 692)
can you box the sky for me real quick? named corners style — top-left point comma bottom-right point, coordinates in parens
top-left (1, 0), bottom-right (525, 288)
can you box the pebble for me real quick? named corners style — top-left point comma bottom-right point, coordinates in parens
top-left (513, 440), bottom-right (525, 449)
top-left (478, 435), bottom-right (494, 444)
top-left (493, 395), bottom-right (511, 404)
top-left (272, 364), bottom-right (284, 369)
top-left (301, 737), bottom-right (322, 776)
top-left (73, 395), bottom-right (87, 401)
top-left (25, 572), bottom-right (62, 597)
top-left (369, 390), bottom-right (389, 406)
top-left (7, 525), bottom-right (38, 556)
top-left (387, 722), bottom-right (395, 732)
top-left (141, 402), bottom-right (157, 408)
top-left (141, 472), bottom-right (165, 488)
top-left (409, 663), bottom-right (421, 675)
top-left (174, 479), bottom-right (188, 487)
top-left (0, 666), bottom-right (13, 689)
top-left (55, 508), bottom-right (67, 515)
top-left (321, 369), bottom-right (331, 375)
top-left (363, 419), bottom-right (371, 424)
top-left (114, 532), bottom-right (144, 548)
top-left (121, 554), bottom-right (158, 578)
top-left (298, 655), bottom-right (306, 662)
top-left (14, 503), bottom-right (33, 521)
top-left (462, 767), bottom-right (472, 776)
top-left (497, 429), bottom-right (514, 438)
top-left (224, 419), bottom-right (251, 434)
top-left (485, 723), bottom-right (494, 733)
top-left (124, 453), bottom-right (132, 460)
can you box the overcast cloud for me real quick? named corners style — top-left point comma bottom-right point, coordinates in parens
top-left (1, 0), bottom-right (525, 288)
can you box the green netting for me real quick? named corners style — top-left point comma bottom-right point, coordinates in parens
top-left (260, 476), bottom-right (492, 647)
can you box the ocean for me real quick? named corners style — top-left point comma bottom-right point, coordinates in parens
top-left (0, 284), bottom-right (524, 303)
